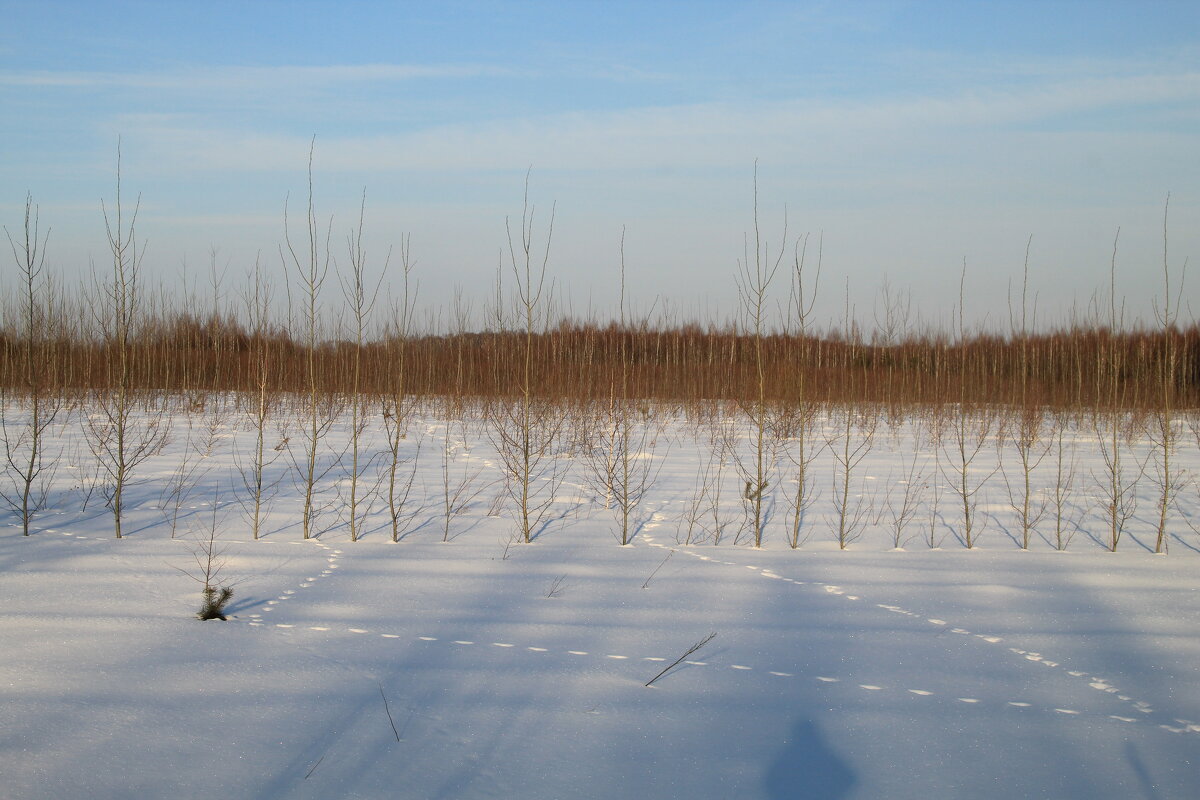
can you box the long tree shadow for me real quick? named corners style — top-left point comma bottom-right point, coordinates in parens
top-left (764, 718), bottom-right (856, 800)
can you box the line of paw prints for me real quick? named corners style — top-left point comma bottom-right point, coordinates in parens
top-left (225, 538), bottom-right (342, 620)
top-left (239, 619), bottom-right (1198, 735)
top-left (639, 534), bottom-right (1194, 734)
top-left (47, 525), bottom-right (1193, 735)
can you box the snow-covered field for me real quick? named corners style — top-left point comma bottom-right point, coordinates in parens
top-left (3, 401), bottom-right (1199, 799)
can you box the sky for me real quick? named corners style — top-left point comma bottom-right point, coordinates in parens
top-left (2, 0), bottom-right (1199, 333)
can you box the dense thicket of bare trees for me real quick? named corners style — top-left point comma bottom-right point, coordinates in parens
top-left (3, 163), bottom-right (1198, 552)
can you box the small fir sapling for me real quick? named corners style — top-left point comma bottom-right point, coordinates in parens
top-left (198, 585), bottom-right (234, 622)
top-left (176, 499), bottom-right (235, 620)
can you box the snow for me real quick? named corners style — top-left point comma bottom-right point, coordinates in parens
top-left (2, 401), bottom-right (1199, 799)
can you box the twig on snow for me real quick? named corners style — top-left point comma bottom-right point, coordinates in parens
top-left (642, 549), bottom-right (674, 589)
top-left (304, 753), bottom-right (326, 780)
top-left (645, 632), bottom-right (717, 687)
top-left (379, 682), bottom-right (400, 742)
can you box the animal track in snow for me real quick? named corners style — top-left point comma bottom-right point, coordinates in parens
top-left (639, 533), bottom-right (1184, 729)
top-left (241, 613), bottom-right (1174, 733)
top-left (174, 531), bottom-right (1195, 739)
top-left (228, 537), bottom-right (341, 620)
top-left (50, 526), bottom-right (345, 619)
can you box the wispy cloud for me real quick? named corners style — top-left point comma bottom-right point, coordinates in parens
top-left (0, 62), bottom-right (519, 89)
top-left (106, 70), bottom-right (1200, 176)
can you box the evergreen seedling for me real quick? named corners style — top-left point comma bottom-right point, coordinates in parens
top-left (197, 585), bottom-right (234, 621)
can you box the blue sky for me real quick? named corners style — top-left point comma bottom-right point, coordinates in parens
top-left (3, 0), bottom-right (1199, 331)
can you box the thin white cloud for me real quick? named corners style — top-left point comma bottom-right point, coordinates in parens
top-left (884, 45), bottom-right (1200, 83)
top-left (0, 62), bottom-right (518, 89)
top-left (108, 70), bottom-right (1200, 175)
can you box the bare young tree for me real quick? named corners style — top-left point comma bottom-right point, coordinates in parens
top-left (1094, 412), bottom-right (1141, 552)
top-left (234, 257), bottom-right (283, 539)
top-left (158, 411), bottom-right (210, 538)
top-left (1047, 409), bottom-right (1082, 551)
top-left (428, 290), bottom-right (486, 543)
top-left (1148, 194), bottom-right (1186, 554)
top-left (437, 409), bottom-right (488, 542)
top-left (156, 395), bottom-right (230, 535)
top-left (1001, 418), bottom-right (1050, 549)
top-left (585, 397), bottom-right (664, 545)
top-left (677, 452), bottom-right (715, 545)
top-left (873, 276), bottom-right (913, 428)
top-left (824, 281), bottom-right (879, 550)
top-left (340, 191), bottom-right (387, 542)
top-left (827, 402), bottom-right (878, 549)
top-left (583, 231), bottom-right (665, 545)
top-left (733, 163), bottom-right (786, 547)
top-left (780, 233), bottom-right (822, 548)
top-left (924, 404), bottom-right (948, 549)
top-left (1002, 238), bottom-right (1050, 549)
top-left (487, 172), bottom-right (568, 543)
top-left (1093, 231), bottom-right (1140, 552)
top-left (83, 145), bottom-right (168, 538)
top-left (381, 236), bottom-right (421, 543)
top-left (885, 423), bottom-right (928, 549)
top-left (942, 262), bottom-right (994, 548)
top-left (1, 193), bottom-right (63, 536)
top-left (281, 140), bottom-right (338, 540)
top-left (706, 412), bottom-right (740, 546)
